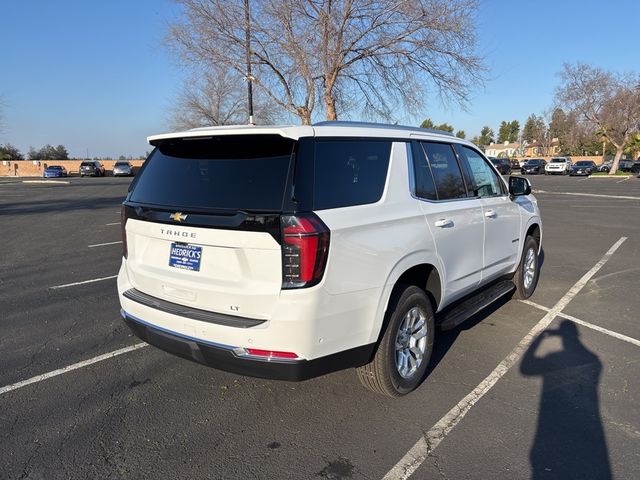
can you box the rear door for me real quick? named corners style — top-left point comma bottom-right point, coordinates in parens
top-left (413, 141), bottom-right (484, 304)
top-left (122, 135), bottom-right (295, 321)
top-left (456, 145), bottom-right (520, 282)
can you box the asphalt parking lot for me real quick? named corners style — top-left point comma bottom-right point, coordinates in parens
top-left (1, 175), bottom-right (639, 479)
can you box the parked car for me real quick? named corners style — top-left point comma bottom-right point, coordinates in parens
top-left (619, 160), bottom-right (635, 172)
top-left (510, 159), bottom-right (521, 169)
top-left (598, 162), bottom-right (611, 173)
top-left (521, 159), bottom-right (546, 175)
top-left (545, 157), bottom-right (572, 175)
top-left (489, 157), bottom-right (511, 175)
top-left (42, 165), bottom-right (68, 178)
top-left (80, 160), bottom-right (105, 177)
top-left (570, 160), bottom-right (598, 176)
top-left (118, 121), bottom-right (542, 397)
top-left (113, 161), bottom-right (134, 177)
top-left (630, 162), bottom-right (640, 176)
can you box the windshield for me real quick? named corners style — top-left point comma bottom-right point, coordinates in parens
top-left (48, 166), bottom-right (62, 170)
top-left (526, 160), bottom-right (541, 165)
top-left (130, 135), bottom-right (294, 211)
top-left (551, 159), bottom-right (566, 163)
top-left (576, 161), bottom-right (591, 166)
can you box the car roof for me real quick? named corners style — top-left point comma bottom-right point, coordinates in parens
top-left (147, 121), bottom-right (470, 146)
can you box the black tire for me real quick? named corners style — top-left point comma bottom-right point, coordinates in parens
top-left (513, 236), bottom-right (540, 300)
top-left (356, 285), bottom-right (435, 397)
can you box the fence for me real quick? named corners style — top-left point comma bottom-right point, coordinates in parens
top-left (1, 160), bottom-right (146, 177)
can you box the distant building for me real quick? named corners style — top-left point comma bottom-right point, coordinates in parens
top-left (485, 141), bottom-right (520, 158)
top-left (523, 138), bottom-right (561, 157)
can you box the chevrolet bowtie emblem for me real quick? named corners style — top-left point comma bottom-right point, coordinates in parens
top-left (169, 212), bottom-right (188, 222)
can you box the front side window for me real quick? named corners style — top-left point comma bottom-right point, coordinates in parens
top-left (459, 146), bottom-right (504, 197)
top-left (421, 142), bottom-right (467, 200)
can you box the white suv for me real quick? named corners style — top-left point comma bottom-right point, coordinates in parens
top-left (545, 156), bottom-right (572, 175)
top-left (118, 122), bottom-right (542, 396)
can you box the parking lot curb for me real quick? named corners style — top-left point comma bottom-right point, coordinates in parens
top-left (588, 175), bottom-right (631, 179)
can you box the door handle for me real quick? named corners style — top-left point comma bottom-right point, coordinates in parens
top-left (434, 218), bottom-right (453, 228)
top-left (484, 210), bottom-right (497, 218)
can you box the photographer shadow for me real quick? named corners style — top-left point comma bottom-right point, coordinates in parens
top-left (520, 320), bottom-right (611, 479)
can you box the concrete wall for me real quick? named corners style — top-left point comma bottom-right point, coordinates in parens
top-left (1, 160), bottom-right (145, 177)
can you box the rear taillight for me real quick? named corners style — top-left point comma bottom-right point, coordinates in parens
top-left (281, 213), bottom-right (330, 289)
top-left (121, 205), bottom-right (128, 258)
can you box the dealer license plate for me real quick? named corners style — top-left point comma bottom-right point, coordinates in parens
top-left (169, 243), bottom-right (202, 271)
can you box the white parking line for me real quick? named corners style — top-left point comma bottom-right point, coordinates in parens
top-left (533, 189), bottom-right (640, 201)
top-left (382, 236), bottom-right (627, 480)
top-left (21, 180), bottom-right (70, 185)
top-left (571, 205), bottom-right (640, 208)
top-left (616, 177), bottom-right (630, 183)
top-left (105, 222), bottom-right (120, 226)
top-left (0, 343), bottom-right (147, 396)
top-left (49, 275), bottom-right (118, 289)
top-left (88, 241), bottom-right (122, 248)
top-left (519, 299), bottom-right (640, 348)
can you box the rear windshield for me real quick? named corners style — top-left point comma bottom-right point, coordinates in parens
top-left (115, 161), bottom-right (129, 166)
top-left (130, 135), bottom-right (294, 211)
top-left (81, 161), bottom-right (94, 167)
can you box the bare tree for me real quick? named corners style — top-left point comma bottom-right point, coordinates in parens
top-left (169, 68), bottom-right (280, 130)
top-left (168, 0), bottom-right (485, 125)
top-left (556, 63), bottom-right (640, 174)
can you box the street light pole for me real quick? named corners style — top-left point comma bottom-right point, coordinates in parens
top-left (244, 0), bottom-right (254, 125)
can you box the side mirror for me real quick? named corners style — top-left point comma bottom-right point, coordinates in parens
top-left (509, 176), bottom-right (531, 197)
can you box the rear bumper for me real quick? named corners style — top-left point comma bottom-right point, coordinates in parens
top-left (121, 310), bottom-right (375, 381)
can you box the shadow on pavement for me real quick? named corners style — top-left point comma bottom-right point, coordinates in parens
top-left (0, 196), bottom-right (126, 216)
top-left (520, 320), bottom-right (611, 479)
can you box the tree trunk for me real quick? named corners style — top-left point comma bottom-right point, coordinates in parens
top-left (324, 94), bottom-right (338, 121)
top-left (609, 146), bottom-right (624, 175)
top-left (296, 107), bottom-right (312, 125)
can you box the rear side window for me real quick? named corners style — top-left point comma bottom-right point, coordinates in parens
top-left (411, 142), bottom-right (437, 200)
top-left (313, 139), bottom-right (391, 210)
top-left (421, 142), bottom-right (467, 200)
top-left (129, 135), bottom-right (294, 211)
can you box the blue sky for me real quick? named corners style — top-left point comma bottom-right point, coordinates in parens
top-left (0, 0), bottom-right (638, 157)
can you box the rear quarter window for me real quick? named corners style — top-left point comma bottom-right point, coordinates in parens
top-left (313, 139), bottom-right (392, 210)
